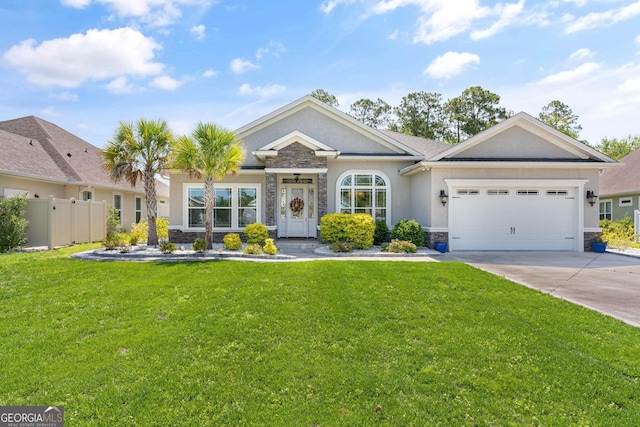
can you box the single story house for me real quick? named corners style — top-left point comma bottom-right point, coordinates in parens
top-left (599, 148), bottom-right (640, 221)
top-left (167, 95), bottom-right (618, 251)
top-left (0, 116), bottom-right (170, 230)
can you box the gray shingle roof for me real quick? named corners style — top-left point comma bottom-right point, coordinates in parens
top-left (0, 116), bottom-right (148, 193)
top-left (377, 129), bottom-right (450, 158)
top-left (600, 148), bottom-right (640, 196)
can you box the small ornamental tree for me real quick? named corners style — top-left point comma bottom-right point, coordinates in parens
top-left (0, 195), bottom-right (29, 252)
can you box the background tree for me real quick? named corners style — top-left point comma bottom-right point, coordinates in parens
top-left (445, 86), bottom-right (508, 144)
top-left (393, 92), bottom-right (446, 139)
top-left (171, 122), bottom-right (245, 249)
top-left (596, 135), bottom-right (640, 160)
top-left (310, 89), bottom-right (339, 108)
top-left (538, 100), bottom-right (582, 140)
top-left (103, 119), bottom-right (173, 246)
top-left (349, 98), bottom-right (393, 128)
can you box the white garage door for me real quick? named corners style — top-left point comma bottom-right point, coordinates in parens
top-left (450, 187), bottom-right (577, 251)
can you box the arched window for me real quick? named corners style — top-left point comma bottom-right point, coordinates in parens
top-left (338, 171), bottom-right (389, 223)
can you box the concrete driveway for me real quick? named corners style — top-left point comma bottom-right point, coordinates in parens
top-left (442, 251), bottom-right (640, 328)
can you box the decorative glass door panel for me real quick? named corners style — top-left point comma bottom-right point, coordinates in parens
top-left (277, 180), bottom-right (317, 238)
top-left (288, 187), bottom-right (306, 237)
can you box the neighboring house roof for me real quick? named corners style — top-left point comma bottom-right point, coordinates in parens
top-left (0, 116), bottom-right (148, 194)
top-left (600, 148), bottom-right (640, 197)
top-left (156, 180), bottom-right (170, 198)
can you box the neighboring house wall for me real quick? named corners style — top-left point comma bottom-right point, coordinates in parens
top-left (602, 194), bottom-right (640, 221)
top-left (1, 176), bottom-right (66, 199)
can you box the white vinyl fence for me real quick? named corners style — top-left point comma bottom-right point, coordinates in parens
top-left (24, 197), bottom-right (106, 249)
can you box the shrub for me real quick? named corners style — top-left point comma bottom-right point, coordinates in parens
top-left (390, 219), bottom-right (424, 247)
top-left (223, 233), bottom-right (242, 251)
top-left (320, 213), bottom-right (375, 249)
top-left (160, 242), bottom-right (177, 254)
top-left (129, 234), bottom-right (139, 246)
top-left (130, 220), bottom-right (148, 244)
top-left (192, 238), bottom-right (207, 253)
top-left (106, 206), bottom-right (121, 237)
top-left (156, 217), bottom-right (169, 241)
top-left (601, 217), bottom-right (637, 247)
top-left (0, 195), bottom-right (29, 253)
top-left (330, 241), bottom-right (355, 253)
top-left (104, 233), bottom-right (128, 250)
top-left (243, 222), bottom-right (268, 245)
top-left (263, 238), bottom-right (278, 255)
top-left (373, 220), bottom-right (389, 245)
top-left (383, 239), bottom-right (417, 253)
top-left (243, 244), bottom-right (263, 254)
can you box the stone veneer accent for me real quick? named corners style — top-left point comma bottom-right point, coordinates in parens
top-left (425, 230), bottom-right (449, 249)
top-left (584, 231), bottom-right (600, 252)
top-left (265, 142), bottom-right (327, 170)
top-left (170, 229), bottom-right (276, 244)
top-left (265, 173), bottom-right (277, 227)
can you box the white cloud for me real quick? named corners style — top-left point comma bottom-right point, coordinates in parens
top-left (106, 76), bottom-right (136, 94)
top-left (538, 62), bottom-right (601, 85)
top-left (636, 34), bottom-right (640, 47)
top-left (320, 0), bottom-right (356, 14)
top-left (238, 83), bottom-right (286, 98)
top-left (202, 69), bottom-right (218, 78)
top-left (255, 41), bottom-right (286, 60)
top-left (424, 51), bottom-right (480, 79)
top-left (569, 48), bottom-right (594, 62)
top-left (3, 28), bottom-right (164, 88)
top-left (471, 0), bottom-right (525, 40)
top-left (50, 91), bottom-right (79, 102)
top-left (61, 0), bottom-right (213, 27)
top-left (566, 0), bottom-right (640, 33)
top-left (149, 75), bottom-right (182, 90)
top-left (230, 58), bottom-right (259, 74)
top-left (41, 108), bottom-right (61, 118)
top-left (190, 24), bottom-right (206, 40)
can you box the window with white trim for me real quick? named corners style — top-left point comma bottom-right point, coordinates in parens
top-left (338, 172), bottom-right (389, 222)
top-left (517, 190), bottom-right (539, 195)
top-left (456, 189), bottom-right (479, 195)
top-left (135, 197), bottom-right (142, 223)
top-left (487, 189), bottom-right (509, 195)
top-left (599, 200), bottom-right (612, 221)
top-left (81, 190), bottom-right (93, 201)
top-left (113, 194), bottom-right (122, 224)
top-left (546, 190), bottom-right (569, 196)
top-left (186, 184), bottom-right (261, 229)
top-left (3, 188), bottom-right (29, 198)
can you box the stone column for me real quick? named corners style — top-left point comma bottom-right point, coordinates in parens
top-left (318, 172), bottom-right (328, 219)
top-left (265, 172), bottom-right (276, 227)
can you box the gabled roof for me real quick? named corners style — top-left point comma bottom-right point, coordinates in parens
top-left (0, 116), bottom-right (147, 193)
top-left (236, 95), bottom-right (424, 157)
top-left (432, 112), bottom-right (615, 162)
top-left (378, 129), bottom-right (450, 158)
top-left (600, 149), bottom-right (640, 196)
top-left (252, 130), bottom-right (340, 161)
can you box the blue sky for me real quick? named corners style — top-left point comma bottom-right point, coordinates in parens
top-left (1, 0), bottom-right (639, 147)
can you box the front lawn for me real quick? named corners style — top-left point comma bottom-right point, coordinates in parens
top-left (1, 246), bottom-right (639, 425)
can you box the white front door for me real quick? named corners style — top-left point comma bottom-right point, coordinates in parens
top-left (278, 183), bottom-right (317, 238)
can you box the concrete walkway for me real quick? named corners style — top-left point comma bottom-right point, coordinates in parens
top-left (442, 251), bottom-right (640, 328)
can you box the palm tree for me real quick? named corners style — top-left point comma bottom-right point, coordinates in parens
top-left (103, 119), bottom-right (173, 246)
top-left (171, 122), bottom-right (245, 249)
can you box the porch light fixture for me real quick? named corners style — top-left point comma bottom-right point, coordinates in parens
top-left (293, 173), bottom-right (300, 183)
top-left (586, 190), bottom-right (598, 206)
top-left (439, 190), bottom-right (449, 206)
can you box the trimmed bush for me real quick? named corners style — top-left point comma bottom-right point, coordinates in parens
top-left (104, 233), bottom-right (128, 250)
top-left (263, 238), bottom-right (278, 255)
top-left (130, 217), bottom-right (169, 243)
top-left (390, 219), bottom-right (424, 247)
top-left (223, 233), bottom-right (242, 251)
top-left (243, 222), bottom-right (268, 245)
top-left (243, 244), bottom-right (263, 255)
top-left (330, 241), bottom-right (354, 253)
top-left (373, 220), bottom-right (389, 245)
top-left (320, 213), bottom-right (375, 249)
top-left (156, 217), bottom-right (169, 241)
top-left (192, 238), bottom-right (207, 253)
top-left (160, 242), bottom-right (177, 254)
top-left (0, 195), bottom-right (29, 252)
top-left (601, 217), bottom-right (638, 248)
top-left (383, 239), bottom-right (417, 253)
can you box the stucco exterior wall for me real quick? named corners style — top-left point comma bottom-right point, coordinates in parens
top-left (0, 175), bottom-right (66, 198)
top-left (453, 127), bottom-right (583, 159)
top-left (607, 194), bottom-right (640, 220)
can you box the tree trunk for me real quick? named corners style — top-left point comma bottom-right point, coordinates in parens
top-left (144, 170), bottom-right (159, 246)
top-left (204, 176), bottom-right (214, 250)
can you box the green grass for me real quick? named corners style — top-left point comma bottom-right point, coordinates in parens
top-left (1, 246), bottom-right (639, 426)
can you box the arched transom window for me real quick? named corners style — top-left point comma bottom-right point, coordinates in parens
top-left (338, 171), bottom-right (389, 223)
